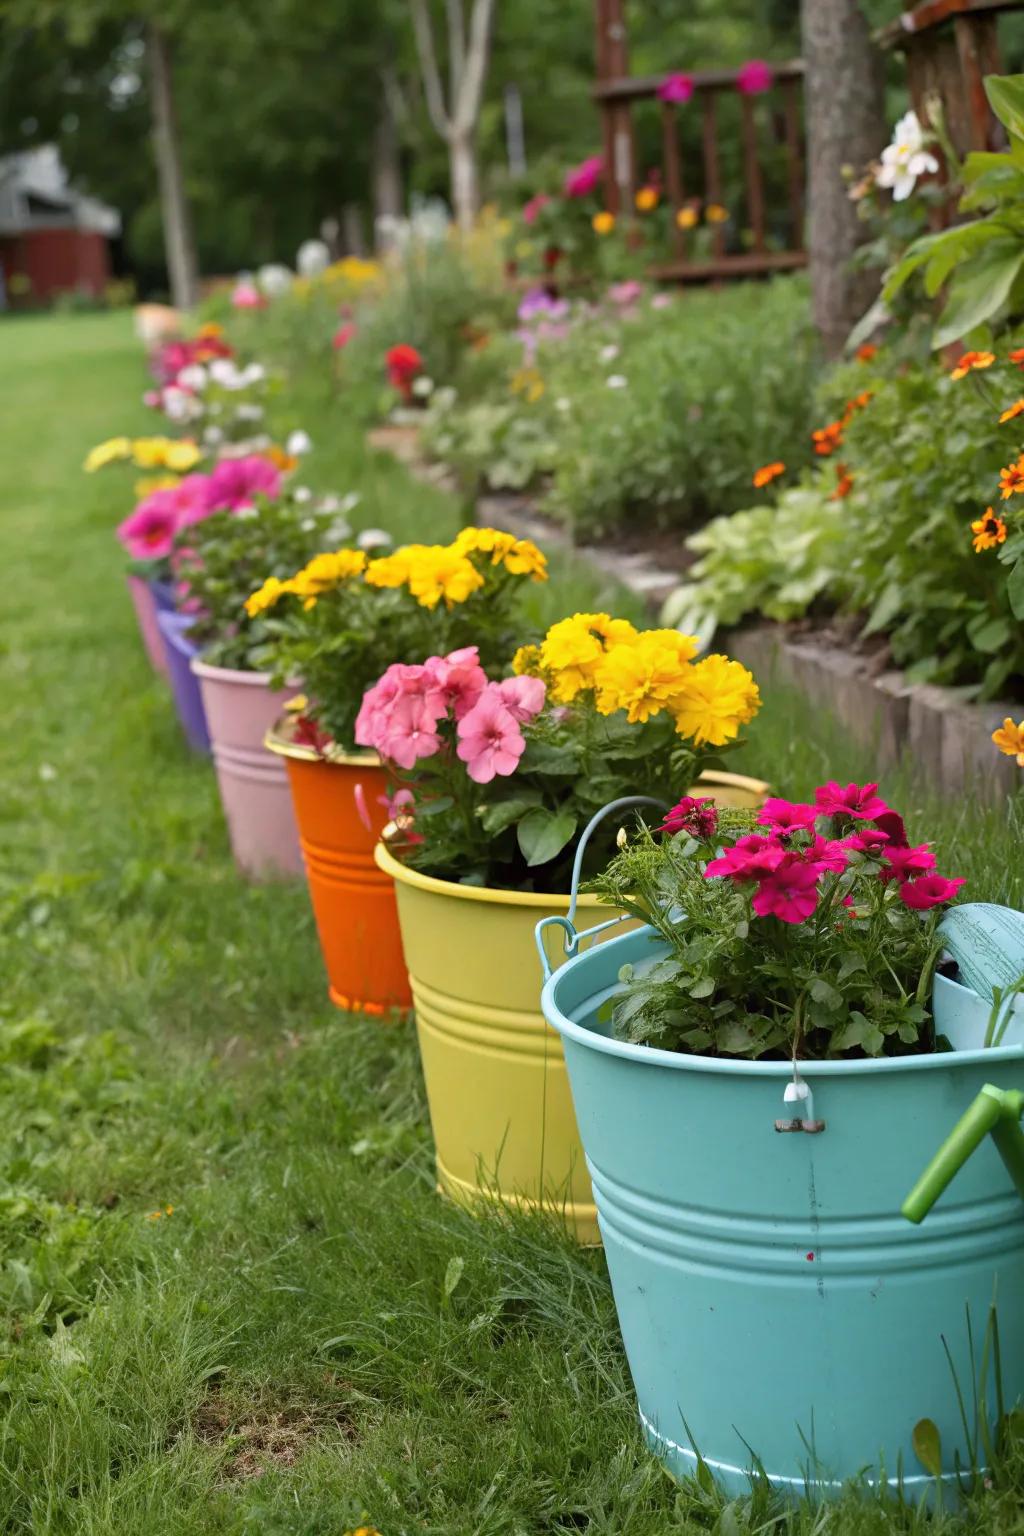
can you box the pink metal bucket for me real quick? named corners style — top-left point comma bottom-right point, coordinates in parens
top-left (191, 659), bottom-right (303, 880)
top-left (126, 574), bottom-right (169, 677)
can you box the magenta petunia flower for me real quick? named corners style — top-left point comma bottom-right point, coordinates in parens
top-left (116, 496), bottom-right (180, 561)
top-left (899, 874), bottom-right (965, 910)
top-left (814, 780), bottom-right (890, 821)
top-left (880, 843), bottom-right (937, 884)
top-left (737, 59), bottom-right (774, 96)
top-left (751, 856), bottom-right (824, 924)
top-left (758, 797), bottom-right (818, 833)
top-left (564, 155), bottom-right (603, 199)
top-left (658, 72), bottom-right (695, 104)
top-left (203, 454), bottom-right (282, 514)
top-left (660, 795), bottom-right (718, 839)
top-left (456, 687), bottom-right (526, 783)
top-left (843, 827), bottom-right (890, 853)
top-left (704, 833), bottom-right (786, 882)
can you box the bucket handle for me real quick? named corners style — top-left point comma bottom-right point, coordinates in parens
top-left (902, 1083), bottom-right (1024, 1223)
top-left (534, 795), bottom-right (668, 982)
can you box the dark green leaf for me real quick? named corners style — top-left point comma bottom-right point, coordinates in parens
top-left (517, 807), bottom-right (578, 868)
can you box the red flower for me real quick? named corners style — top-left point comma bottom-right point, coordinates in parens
top-left (899, 874), bottom-right (965, 910)
top-left (658, 73), bottom-right (695, 104)
top-left (874, 809), bottom-right (908, 848)
top-left (843, 828), bottom-right (890, 853)
top-left (880, 843), bottom-right (936, 883)
top-left (736, 59), bottom-right (773, 95)
top-left (660, 795), bottom-right (718, 839)
top-left (705, 834), bottom-right (785, 882)
top-left (805, 835), bottom-right (850, 873)
top-left (757, 798), bottom-right (818, 833)
top-left (751, 856), bottom-right (822, 924)
top-left (814, 781), bottom-right (890, 821)
top-left (293, 714), bottom-right (333, 757)
top-left (386, 343), bottom-right (424, 398)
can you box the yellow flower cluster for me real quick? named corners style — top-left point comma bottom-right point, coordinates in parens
top-left (244, 549), bottom-right (367, 617)
top-left (453, 526), bottom-right (548, 580)
top-left (515, 612), bottom-right (761, 746)
top-left (83, 436), bottom-right (202, 473)
top-left (365, 544), bottom-right (484, 609)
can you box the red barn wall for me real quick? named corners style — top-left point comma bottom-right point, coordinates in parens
top-left (0, 227), bottom-right (111, 302)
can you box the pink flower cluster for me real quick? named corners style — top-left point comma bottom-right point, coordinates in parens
top-left (116, 455), bottom-right (282, 562)
top-left (356, 648), bottom-right (546, 783)
top-left (154, 334), bottom-right (233, 386)
top-left (698, 781), bottom-right (964, 924)
top-left (564, 156), bottom-right (603, 199)
top-left (660, 795), bottom-right (718, 839)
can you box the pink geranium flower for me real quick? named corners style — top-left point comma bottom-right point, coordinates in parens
top-left (378, 695), bottom-right (443, 770)
top-left (751, 856), bottom-right (823, 924)
top-left (116, 497), bottom-right (180, 561)
top-left (705, 833), bottom-right (786, 882)
top-left (660, 795), bottom-right (718, 839)
top-left (203, 455), bottom-right (281, 514)
top-left (737, 59), bottom-right (774, 96)
top-left (232, 281), bottom-right (266, 310)
top-left (424, 646), bottom-right (487, 720)
top-left (814, 780), bottom-right (890, 821)
top-left (608, 280), bottom-right (643, 307)
top-left (899, 874), bottom-right (965, 911)
top-left (658, 72), bottom-right (695, 104)
top-left (456, 687), bottom-right (526, 783)
top-left (522, 192), bottom-right (552, 225)
top-left (881, 844), bottom-right (937, 883)
top-left (758, 798), bottom-right (818, 833)
top-left (495, 674), bottom-right (546, 723)
top-left (564, 155), bottom-right (603, 198)
top-left (333, 322), bottom-right (357, 350)
top-left (167, 473), bottom-right (215, 529)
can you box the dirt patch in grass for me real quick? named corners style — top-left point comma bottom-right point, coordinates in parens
top-left (193, 1385), bottom-right (358, 1481)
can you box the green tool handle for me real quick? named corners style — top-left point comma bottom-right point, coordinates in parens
top-left (902, 1085), bottom-right (1024, 1224)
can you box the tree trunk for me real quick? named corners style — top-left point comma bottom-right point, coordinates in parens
top-left (449, 127), bottom-right (478, 231)
top-left (372, 80), bottom-right (404, 250)
top-left (801, 0), bottom-right (886, 356)
top-left (147, 21), bottom-right (198, 311)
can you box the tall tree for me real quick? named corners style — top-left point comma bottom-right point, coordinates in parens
top-left (146, 19), bottom-right (196, 307)
top-left (408, 0), bottom-right (497, 228)
top-left (801, 0), bottom-right (886, 356)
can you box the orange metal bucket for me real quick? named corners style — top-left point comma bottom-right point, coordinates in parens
top-left (267, 725), bottom-right (411, 1014)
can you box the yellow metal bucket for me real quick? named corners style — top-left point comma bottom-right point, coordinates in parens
top-left (375, 770), bottom-right (768, 1243)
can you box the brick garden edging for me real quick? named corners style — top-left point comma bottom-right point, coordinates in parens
top-left (367, 428), bottom-right (1020, 804)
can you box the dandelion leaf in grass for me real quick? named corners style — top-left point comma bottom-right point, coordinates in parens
top-left (912, 1417), bottom-right (943, 1478)
top-left (932, 241), bottom-right (1024, 349)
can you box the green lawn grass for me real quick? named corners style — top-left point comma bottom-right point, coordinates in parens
top-left (2, 311), bottom-right (1023, 1536)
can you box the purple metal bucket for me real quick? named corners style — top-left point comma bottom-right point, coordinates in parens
top-left (157, 610), bottom-right (211, 754)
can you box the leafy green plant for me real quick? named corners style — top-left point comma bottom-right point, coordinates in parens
top-left (885, 75), bottom-right (1024, 348)
top-left (421, 388), bottom-right (559, 493)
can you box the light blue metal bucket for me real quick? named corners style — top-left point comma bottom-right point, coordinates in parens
top-left (537, 832), bottom-right (1024, 1497)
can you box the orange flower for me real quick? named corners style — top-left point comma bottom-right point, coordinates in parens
top-left (855, 343), bottom-right (878, 363)
top-left (752, 461), bottom-right (785, 489)
top-left (993, 717), bottom-right (1024, 766)
top-left (1009, 348), bottom-right (1024, 367)
top-left (999, 457), bottom-right (1024, 498)
top-left (950, 349), bottom-right (995, 380)
top-left (999, 398), bottom-right (1024, 424)
top-left (706, 203), bottom-right (729, 224)
top-left (812, 421), bottom-right (844, 457)
top-left (971, 508), bottom-right (1007, 551)
top-left (830, 464), bottom-right (854, 501)
top-left (265, 445), bottom-right (299, 472)
top-left (635, 186), bottom-right (659, 213)
top-left (676, 206), bottom-right (699, 230)
top-left (840, 390), bottom-right (873, 425)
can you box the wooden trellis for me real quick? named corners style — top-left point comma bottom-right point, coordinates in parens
top-left (593, 0), bottom-right (807, 282)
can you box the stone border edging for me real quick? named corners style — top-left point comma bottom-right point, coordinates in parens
top-left (366, 426), bottom-right (1020, 805)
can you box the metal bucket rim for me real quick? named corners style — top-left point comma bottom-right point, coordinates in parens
top-left (375, 839), bottom-right (608, 911)
top-left (541, 922), bottom-right (1024, 1079)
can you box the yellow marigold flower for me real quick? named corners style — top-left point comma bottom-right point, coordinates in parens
top-left (970, 508), bottom-right (1007, 552)
top-left (705, 203), bottom-right (729, 224)
top-left (83, 436), bottom-right (132, 472)
top-left (594, 630), bottom-right (700, 724)
top-left (244, 575), bottom-right (294, 618)
top-left (453, 527), bottom-right (549, 581)
top-left (950, 349), bottom-right (995, 380)
top-left (593, 211), bottom-right (615, 236)
top-left (993, 717), bottom-right (1024, 767)
top-left (364, 548), bottom-right (415, 590)
top-left (671, 654), bottom-right (761, 747)
top-left (294, 549), bottom-right (367, 593)
top-left (512, 644), bottom-right (544, 676)
top-left (367, 544), bottom-right (482, 609)
top-left (132, 436), bottom-right (201, 471)
top-left (676, 206), bottom-right (699, 230)
top-left (539, 613), bottom-right (639, 702)
top-left (134, 474), bottom-right (180, 499)
top-left (999, 398), bottom-right (1024, 424)
top-left (635, 186), bottom-right (659, 213)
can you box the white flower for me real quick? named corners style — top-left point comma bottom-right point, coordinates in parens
top-left (235, 403), bottom-right (264, 422)
top-left (286, 429), bottom-right (312, 455)
top-left (208, 358), bottom-right (239, 389)
top-left (238, 362), bottom-right (265, 389)
top-left (296, 239), bottom-right (330, 277)
top-left (203, 425), bottom-right (224, 446)
top-left (356, 525), bottom-right (391, 550)
top-left (163, 386), bottom-right (202, 422)
top-left (555, 396), bottom-right (571, 413)
top-left (599, 343), bottom-right (619, 363)
top-left (235, 504), bottom-right (259, 520)
top-left (293, 485), bottom-right (312, 503)
top-left (340, 492), bottom-right (361, 515)
top-left (257, 263), bottom-right (293, 297)
top-left (177, 363), bottom-right (207, 391)
top-left (411, 375), bottom-right (434, 399)
top-left (606, 374), bottom-right (628, 389)
top-left (875, 111), bottom-right (939, 202)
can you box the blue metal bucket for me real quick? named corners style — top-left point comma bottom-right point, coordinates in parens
top-left (539, 920), bottom-right (1024, 1496)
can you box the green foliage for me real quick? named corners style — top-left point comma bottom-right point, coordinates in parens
top-left (173, 492), bottom-right (355, 671)
top-left (885, 75), bottom-right (1024, 348)
top-left (421, 385), bottom-right (560, 492)
top-left (591, 808), bottom-right (951, 1062)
